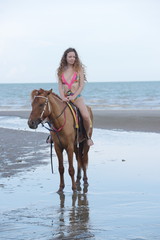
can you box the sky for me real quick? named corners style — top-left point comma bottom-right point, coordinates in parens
top-left (0, 0), bottom-right (160, 83)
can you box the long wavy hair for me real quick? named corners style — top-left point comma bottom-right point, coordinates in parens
top-left (57, 48), bottom-right (86, 81)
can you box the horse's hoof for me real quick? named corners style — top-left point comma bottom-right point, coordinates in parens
top-left (76, 183), bottom-right (81, 192)
top-left (83, 185), bottom-right (88, 193)
top-left (72, 186), bottom-right (77, 192)
top-left (57, 188), bottom-right (64, 193)
top-left (76, 179), bottom-right (81, 185)
top-left (84, 182), bottom-right (89, 186)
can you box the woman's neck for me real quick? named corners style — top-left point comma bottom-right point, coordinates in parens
top-left (66, 64), bottom-right (74, 70)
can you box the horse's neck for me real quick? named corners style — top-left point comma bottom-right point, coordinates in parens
top-left (48, 95), bottom-right (65, 123)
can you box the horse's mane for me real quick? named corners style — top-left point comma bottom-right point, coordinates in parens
top-left (31, 89), bottom-right (62, 101)
top-left (51, 92), bottom-right (62, 101)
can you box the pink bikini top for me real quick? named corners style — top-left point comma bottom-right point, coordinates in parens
top-left (61, 72), bottom-right (79, 89)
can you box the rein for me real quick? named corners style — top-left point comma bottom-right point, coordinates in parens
top-left (41, 106), bottom-right (67, 133)
top-left (34, 95), bottom-right (51, 120)
top-left (34, 95), bottom-right (67, 131)
top-left (34, 94), bottom-right (68, 174)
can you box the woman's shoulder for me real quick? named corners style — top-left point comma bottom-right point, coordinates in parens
top-left (76, 67), bottom-right (84, 75)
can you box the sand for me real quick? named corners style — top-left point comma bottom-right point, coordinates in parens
top-left (1, 109), bottom-right (160, 132)
top-left (0, 109), bottom-right (160, 178)
top-left (93, 109), bottom-right (160, 132)
top-left (0, 128), bottom-right (48, 178)
top-left (0, 110), bottom-right (160, 239)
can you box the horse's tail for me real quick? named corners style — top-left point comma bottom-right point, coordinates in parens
top-left (78, 140), bottom-right (89, 168)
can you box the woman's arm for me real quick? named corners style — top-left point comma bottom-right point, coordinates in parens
top-left (71, 68), bottom-right (85, 100)
top-left (58, 79), bottom-right (68, 101)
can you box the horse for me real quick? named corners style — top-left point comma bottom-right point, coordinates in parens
top-left (28, 88), bottom-right (93, 192)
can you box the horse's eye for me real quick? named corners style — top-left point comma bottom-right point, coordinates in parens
top-left (39, 104), bottom-right (44, 108)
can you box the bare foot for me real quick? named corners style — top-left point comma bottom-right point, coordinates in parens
top-left (87, 138), bottom-right (94, 146)
top-left (46, 135), bottom-right (52, 144)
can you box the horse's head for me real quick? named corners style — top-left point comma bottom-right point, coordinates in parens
top-left (28, 88), bottom-right (52, 129)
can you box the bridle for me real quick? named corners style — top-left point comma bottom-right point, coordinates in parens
top-left (33, 94), bottom-right (67, 132)
top-left (33, 94), bottom-right (68, 174)
top-left (32, 93), bottom-right (76, 174)
top-left (33, 95), bottom-right (51, 120)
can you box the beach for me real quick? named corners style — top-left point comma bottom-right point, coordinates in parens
top-left (1, 110), bottom-right (160, 239)
top-left (1, 109), bottom-right (160, 132)
top-left (1, 109), bottom-right (160, 178)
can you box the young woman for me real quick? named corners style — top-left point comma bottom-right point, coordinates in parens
top-left (57, 48), bottom-right (94, 146)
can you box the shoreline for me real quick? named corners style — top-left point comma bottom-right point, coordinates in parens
top-left (1, 110), bottom-right (160, 239)
top-left (93, 109), bottom-right (160, 133)
top-left (0, 109), bottom-right (160, 133)
top-left (1, 109), bottom-right (160, 178)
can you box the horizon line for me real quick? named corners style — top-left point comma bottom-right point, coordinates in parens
top-left (0, 80), bottom-right (160, 84)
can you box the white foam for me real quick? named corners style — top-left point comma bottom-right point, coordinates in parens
top-left (1, 116), bottom-right (160, 179)
top-left (0, 116), bottom-right (47, 133)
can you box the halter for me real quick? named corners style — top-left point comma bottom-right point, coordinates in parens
top-left (33, 94), bottom-right (67, 132)
top-left (33, 94), bottom-right (67, 174)
top-left (34, 95), bottom-right (51, 120)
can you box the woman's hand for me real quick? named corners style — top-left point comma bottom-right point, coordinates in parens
top-left (67, 95), bottom-right (75, 101)
top-left (62, 97), bottom-right (69, 102)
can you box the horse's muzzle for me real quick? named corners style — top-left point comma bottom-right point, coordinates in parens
top-left (28, 118), bottom-right (41, 129)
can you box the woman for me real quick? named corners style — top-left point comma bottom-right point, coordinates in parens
top-left (57, 48), bottom-right (94, 146)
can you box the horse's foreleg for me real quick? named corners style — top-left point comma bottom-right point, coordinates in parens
top-left (67, 149), bottom-right (77, 191)
top-left (55, 145), bottom-right (65, 192)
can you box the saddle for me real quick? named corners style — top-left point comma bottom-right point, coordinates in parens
top-left (67, 102), bottom-right (87, 144)
top-left (46, 102), bottom-right (89, 145)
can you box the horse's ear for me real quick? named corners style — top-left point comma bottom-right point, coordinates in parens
top-left (31, 89), bottom-right (38, 100)
top-left (39, 88), bottom-right (44, 94)
top-left (47, 89), bottom-right (52, 95)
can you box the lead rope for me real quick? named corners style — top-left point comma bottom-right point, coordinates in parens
top-left (50, 142), bottom-right (53, 174)
top-left (43, 122), bottom-right (64, 174)
top-left (42, 109), bottom-right (67, 174)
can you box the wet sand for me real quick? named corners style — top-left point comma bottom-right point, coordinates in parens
top-left (0, 110), bottom-right (160, 239)
top-left (0, 109), bottom-right (160, 178)
top-left (0, 128), bottom-right (48, 178)
top-left (1, 109), bottom-right (160, 132)
top-left (93, 109), bottom-right (160, 133)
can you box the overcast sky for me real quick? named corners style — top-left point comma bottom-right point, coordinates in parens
top-left (0, 0), bottom-right (160, 83)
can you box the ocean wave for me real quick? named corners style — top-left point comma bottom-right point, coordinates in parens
top-left (1, 81), bottom-right (160, 110)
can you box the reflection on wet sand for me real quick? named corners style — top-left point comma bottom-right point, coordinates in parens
top-left (52, 185), bottom-right (94, 239)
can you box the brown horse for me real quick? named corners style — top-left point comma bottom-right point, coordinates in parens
top-left (28, 88), bottom-right (93, 192)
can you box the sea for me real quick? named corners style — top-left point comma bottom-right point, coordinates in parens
top-left (0, 81), bottom-right (160, 111)
top-left (1, 81), bottom-right (160, 239)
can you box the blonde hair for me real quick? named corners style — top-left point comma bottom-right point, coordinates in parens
top-left (57, 48), bottom-right (86, 81)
